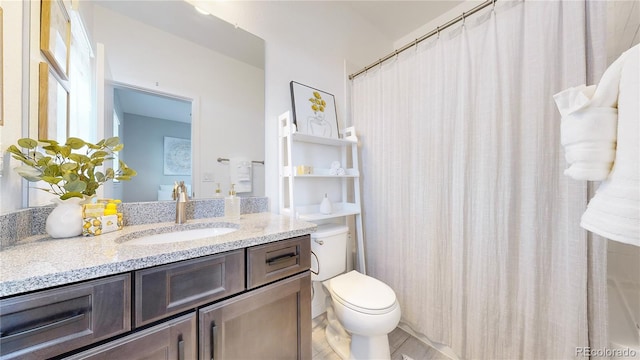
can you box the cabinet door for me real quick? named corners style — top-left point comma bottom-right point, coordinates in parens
top-left (199, 271), bottom-right (311, 360)
top-left (64, 312), bottom-right (196, 360)
top-left (0, 274), bottom-right (130, 360)
top-left (135, 249), bottom-right (244, 327)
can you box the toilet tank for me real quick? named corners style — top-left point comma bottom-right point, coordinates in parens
top-left (311, 224), bottom-right (349, 281)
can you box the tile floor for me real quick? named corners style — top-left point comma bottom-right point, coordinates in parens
top-left (312, 314), bottom-right (449, 360)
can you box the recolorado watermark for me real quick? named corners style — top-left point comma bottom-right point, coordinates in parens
top-left (576, 347), bottom-right (638, 358)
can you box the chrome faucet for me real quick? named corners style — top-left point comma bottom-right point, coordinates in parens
top-left (172, 181), bottom-right (188, 224)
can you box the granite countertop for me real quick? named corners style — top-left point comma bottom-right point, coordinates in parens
top-left (0, 212), bottom-right (317, 298)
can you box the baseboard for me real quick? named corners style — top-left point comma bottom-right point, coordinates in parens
top-left (397, 321), bottom-right (460, 360)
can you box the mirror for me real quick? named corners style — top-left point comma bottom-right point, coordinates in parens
top-left (88, 0), bottom-right (265, 202)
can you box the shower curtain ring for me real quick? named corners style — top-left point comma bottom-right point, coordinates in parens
top-left (437, 26), bottom-right (440, 38)
top-left (462, 12), bottom-right (466, 25)
top-left (395, 50), bottom-right (399, 60)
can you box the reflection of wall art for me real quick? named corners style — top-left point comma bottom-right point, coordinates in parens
top-left (290, 81), bottom-right (339, 139)
top-left (38, 62), bottom-right (68, 141)
top-left (0, 7), bottom-right (3, 127)
top-left (164, 136), bottom-right (191, 175)
top-left (40, 0), bottom-right (70, 80)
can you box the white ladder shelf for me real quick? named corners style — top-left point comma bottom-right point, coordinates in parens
top-left (278, 111), bottom-right (366, 274)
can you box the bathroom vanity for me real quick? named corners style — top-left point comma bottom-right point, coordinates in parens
top-left (0, 213), bottom-right (315, 359)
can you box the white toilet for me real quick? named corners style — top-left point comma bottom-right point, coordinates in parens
top-left (311, 224), bottom-right (401, 360)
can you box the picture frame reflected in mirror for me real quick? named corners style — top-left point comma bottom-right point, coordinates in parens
top-left (40, 0), bottom-right (71, 80)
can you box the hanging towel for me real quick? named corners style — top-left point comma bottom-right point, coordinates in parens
top-left (230, 158), bottom-right (252, 193)
top-left (554, 44), bottom-right (640, 247)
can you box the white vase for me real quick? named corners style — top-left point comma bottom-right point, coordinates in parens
top-left (320, 193), bottom-right (332, 215)
top-left (46, 197), bottom-right (86, 238)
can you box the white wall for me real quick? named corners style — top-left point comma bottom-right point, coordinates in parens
top-left (190, 1), bottom-right (394, 211)
top-left (91, 5), bottom-right (265, 199)
top-left (122, 114), bottom-right (191, 203)
top-left (0, 0), bottom-right (26, 214)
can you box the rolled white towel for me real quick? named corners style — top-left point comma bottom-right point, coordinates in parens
top-left (336, 168), bottom-right (345, 176)
top-left (560, 108), bottom-right (618, 146)
top-left (564, 163), bottom-right (614, 181)
top-left (563, 143), bottom-right (616, 164)
top-left (330, 161), bottom-right (341, 170)
top-left (576, 44), bottom-right (640, 246)
top-left (554, 86), bottom-right (618, 181)
top-left (554, 85), bottom-right (596, 116)
top-left (329, 168), bottom-right (338, 175)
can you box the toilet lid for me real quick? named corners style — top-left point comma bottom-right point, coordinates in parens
top-left (330, 271), bottom-right (397, 313)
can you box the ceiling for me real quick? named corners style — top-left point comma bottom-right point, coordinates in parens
top-left (114, 87), bottom-right (192, 124)
top-left (95, 1), bottom-right (466, 70)
top-left (93, 0), bottom-right (265, 69)
top-left (344, 1), bottom-right (465, 43)
top-left (104, 0), bottom-right (465, 124)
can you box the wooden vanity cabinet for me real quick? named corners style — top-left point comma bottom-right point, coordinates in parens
top-left (0, 235), bottom-right (311, 360)
top-left (200, 271), bottom-right (311, 360)
top-left (201, 235), bottom-right (312, 360)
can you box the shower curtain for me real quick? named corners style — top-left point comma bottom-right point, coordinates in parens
top-left (351, 1), bottom-right (607, 358)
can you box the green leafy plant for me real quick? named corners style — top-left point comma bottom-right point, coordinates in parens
top-left (7, 137), bottom-right (137, 200)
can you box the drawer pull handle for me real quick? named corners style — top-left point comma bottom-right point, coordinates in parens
top-left (0, 312), bottom-right (86, 343)
top-left (266, 253), bottom-right (297, 266)
top-left (178, 338), bottom-right (185, 360)
top-left (210, 323), bottom-right (217, 360)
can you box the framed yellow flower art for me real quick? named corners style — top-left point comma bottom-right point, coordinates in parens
top-left (290, 81), bottom-right (339, 139)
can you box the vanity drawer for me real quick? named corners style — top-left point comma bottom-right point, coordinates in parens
top-left (0, 274), bottom-right (131, 360)
top-left (134, 249), bottom-right (244, 327)
top-left (247, 235), bottom-right (311, 289)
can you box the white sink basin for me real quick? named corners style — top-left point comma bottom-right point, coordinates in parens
top-left (126, 227), bottom-right (238, 245)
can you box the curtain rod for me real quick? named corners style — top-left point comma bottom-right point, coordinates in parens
top-left (349, 0), bottom-right (496, 80)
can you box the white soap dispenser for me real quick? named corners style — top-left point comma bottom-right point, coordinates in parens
top-left (225, 184), bottom-right (241, 220)
top-left (214, 183), bottom-right (223, 198)
top-left (320, 193), bottom-right (332, 215)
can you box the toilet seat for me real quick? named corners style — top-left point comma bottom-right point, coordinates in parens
top-left (330, 271), bottom-right (398, 315)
